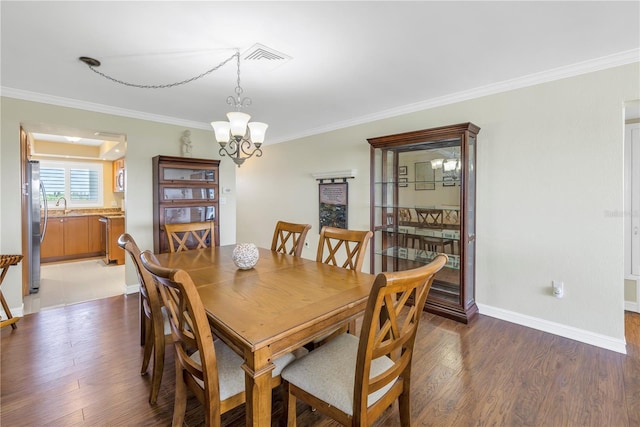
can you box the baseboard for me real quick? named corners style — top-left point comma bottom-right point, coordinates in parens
top-left (477, 303), bottom-right (627, 355)
top-left (1, 305), bottom-right (24, 319)
top-left (625, 300), bottom-right (639, 313)
top-left (125, 283), bottom-right (140, 295)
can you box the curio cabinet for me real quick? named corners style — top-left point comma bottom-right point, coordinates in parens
top-left (368, 123), bottom-right (479, 323)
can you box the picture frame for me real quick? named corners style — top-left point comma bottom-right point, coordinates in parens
top-left (414, 162), bottom-right (435, 190)
top-left (399, 165), bottom-right (408, 175)
top-left (443, 168), bottom-right (457, 186)
top-left (318, 181), bottom-right (348, 230)
top-left (399, 177), bottom-right (408, 187)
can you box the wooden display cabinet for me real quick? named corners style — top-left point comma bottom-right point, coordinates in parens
top-left (152, 155), bottom-right (220, 254)
top-left (367, 122), bottom-right (480, 323)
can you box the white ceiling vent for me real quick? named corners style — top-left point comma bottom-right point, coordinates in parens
top-left (242, 44), bottom-right (291, 69)
top-left (243, 43), bottom-right (290, 61)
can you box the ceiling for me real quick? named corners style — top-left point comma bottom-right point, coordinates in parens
top-left (2, 1), bottom-right (639, 154)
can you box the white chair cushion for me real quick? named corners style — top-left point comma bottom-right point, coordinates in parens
top-left (281, 333), bottom-right (395, 415)
top-left (190, 340), bottom-right (297, 401)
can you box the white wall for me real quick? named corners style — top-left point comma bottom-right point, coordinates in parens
top-left (0, 98), bottom-right (237, 310)
top-left (236, 63), bottom-right (640, 350)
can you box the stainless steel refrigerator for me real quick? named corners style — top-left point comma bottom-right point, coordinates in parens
top-left (26, 160), bottom-right (48, 293)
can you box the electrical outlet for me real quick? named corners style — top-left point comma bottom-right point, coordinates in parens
top-left (552, 280), bottom-right (564, 298)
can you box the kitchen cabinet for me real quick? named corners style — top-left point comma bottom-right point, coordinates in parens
top-left (41, 215), bottom-right (104, 263)
top-left (64, 217), bottom-right (89, 256)
top-left (41, 218), bottom-right (64, 259)
top-left (152, 155), bottom-right (220, 253)
top-left (367, 122), bottom-right (479, 323)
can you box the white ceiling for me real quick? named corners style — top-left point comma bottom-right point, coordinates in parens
top-left (2, 1), bottom-right (639, 149)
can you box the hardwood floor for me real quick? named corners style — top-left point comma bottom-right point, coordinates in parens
top-left (1, 294), bottom-right (639, 426)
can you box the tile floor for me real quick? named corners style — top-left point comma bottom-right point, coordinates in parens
top-left (23, 257), bottom-right (125, 314)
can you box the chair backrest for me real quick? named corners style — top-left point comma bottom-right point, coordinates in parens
top-left (415, 208), bottom-right (443, 228)
top-left (164, 221), bottom-right (215, 252)
top-left (117, 233), bottom-right (164, 337)
top-left (315, 226), bottom-right (373, 271)
top-left (353, 254), bottom-right (447, 423)
top-left (398, 208), bottom-right (413, 224)
top-left (139, 250), bottom-right (222, 420)
top-left (271, 221), bottom-right (312, 257)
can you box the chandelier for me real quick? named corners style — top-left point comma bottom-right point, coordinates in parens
top-left (211, 52), bottom-right (267, 167)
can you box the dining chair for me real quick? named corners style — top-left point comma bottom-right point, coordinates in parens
top-left (164, 221), bottom-right (215, 252)
top-left (271, 221), bottom-right (312, 257)
top-left (118, 233), bottom-right (170, 404)
top-left (316, 226), bottom-right (373, 272)
top-left (281, 254), bottom-right (448, 427)
top-left (414, 208), bottom-right (443, 228)
top-left (139, 250), bottom-right (296, 426)
top-left (414, 208), bottom-right (454, 254)
top-left (313, 226), bottom-right (373, 344)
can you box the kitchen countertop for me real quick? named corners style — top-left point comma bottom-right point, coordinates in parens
top-left (48, 209), bottom-right (125, 218)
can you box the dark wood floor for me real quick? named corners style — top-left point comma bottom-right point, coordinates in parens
top-left (1, 294), bottom-right (639, 426)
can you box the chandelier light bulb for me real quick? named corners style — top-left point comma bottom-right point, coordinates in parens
top-left (247, 122), bottom-right (268, 146)
top-left (210, 121), bottom-right (231, 145)
top-left (227, 111), bottom-right (251, 138)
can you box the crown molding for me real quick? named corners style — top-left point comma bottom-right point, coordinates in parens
top-left (0, 87), bottom-right (210, 130)
top-left (276, 48), bottom-right (640, 143)
top-left (2, 48), bottom-right (638, 144)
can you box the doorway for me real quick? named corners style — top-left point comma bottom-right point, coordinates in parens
top-left (20, 123), bottom-right (127, 312)
top-left (625, 100), bottom-right (640, 313)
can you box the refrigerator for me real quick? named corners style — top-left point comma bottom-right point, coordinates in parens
top-left (26, 160), bottom-right (48, 293)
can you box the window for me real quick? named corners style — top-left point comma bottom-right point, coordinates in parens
top-left (40, 160), bottom-right (103, 208)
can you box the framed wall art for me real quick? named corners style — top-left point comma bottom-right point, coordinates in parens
top-left (318, 181), bottom-right (348, 230)
top-left (414, 161), bottom-right (435, 190)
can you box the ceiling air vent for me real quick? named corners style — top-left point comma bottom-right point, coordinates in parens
top-left (243, 43), bottom-right (291, 64)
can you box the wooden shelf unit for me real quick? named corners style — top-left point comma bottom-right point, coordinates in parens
top-left (152, 155), bottom-right (220, 254)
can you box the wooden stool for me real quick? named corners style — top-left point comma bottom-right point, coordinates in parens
top-left (0, 255), bottom-right (23, 329)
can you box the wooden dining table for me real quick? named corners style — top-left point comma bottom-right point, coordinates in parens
top-left (153, 245), bottom-right (376, 427)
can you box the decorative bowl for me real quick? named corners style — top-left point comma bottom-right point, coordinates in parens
top-left (232, 243), bottom-right (259, 270)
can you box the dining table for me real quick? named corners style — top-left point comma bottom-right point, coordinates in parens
top-left (153, 244), bottom-right (376, 427)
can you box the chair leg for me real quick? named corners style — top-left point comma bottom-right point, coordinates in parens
top-left (398, 380), bottom-right (411, 427)
top-left (139, 295), bottom-right (145, 346)
top-left (283, 381), bottom-right (297, 427)
top-left (172, 361), bottom-right (187, 427)
top-left (148, 330), bottom-right (165, 404)
top-left (141, 317), bottom-right (153, 375)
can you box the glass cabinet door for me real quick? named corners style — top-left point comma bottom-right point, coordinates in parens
top-left (163, 205), bottom-right (216, 224)
top-left (161, 186), bottom-right (216, 202)
top-left (159, 165), bottom-right (216, 183)
top-left (368, 123), bottom-right (479, 323)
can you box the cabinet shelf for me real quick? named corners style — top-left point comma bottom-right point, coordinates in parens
top-left (376, 247), bottom-right (461, 269)
top-left (368, 122), bottom-right (480, 324)
top-left (373, 178), bottom-right (462, 185)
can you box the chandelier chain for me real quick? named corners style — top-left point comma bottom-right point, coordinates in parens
top-left (83, 52), bottom-right (239, 89)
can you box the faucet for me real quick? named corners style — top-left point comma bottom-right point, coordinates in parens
top-left (55, 197), bottom-right (69, 214)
